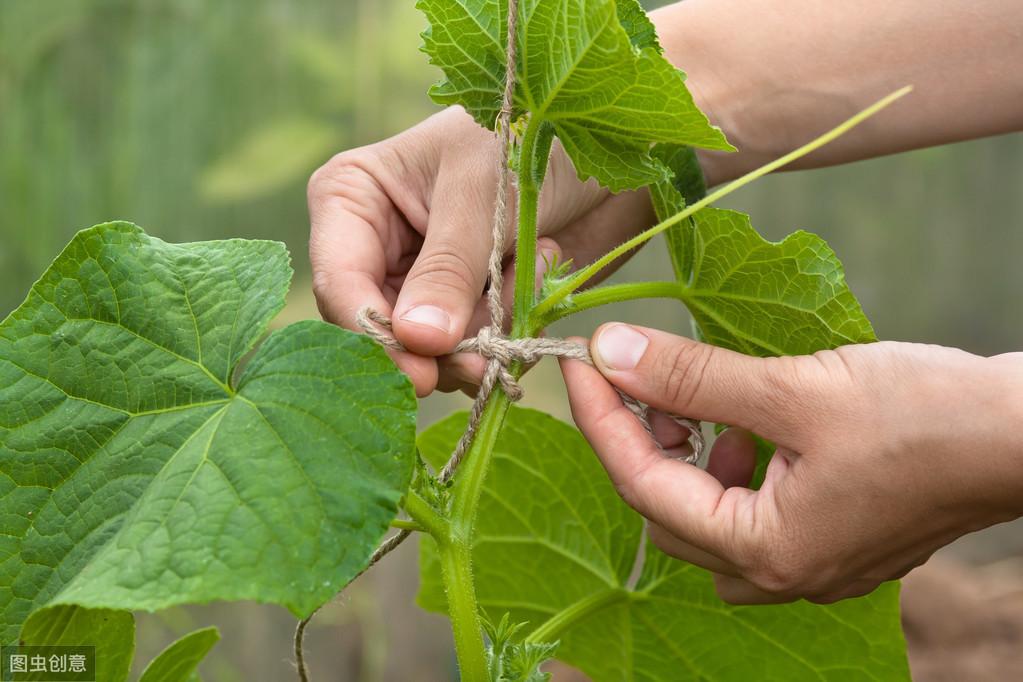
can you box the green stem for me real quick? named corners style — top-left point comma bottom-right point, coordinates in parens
top-left (525, 588), bottom-right (629, 645)
top-left (439, 117), bottom-right (545, 681)
top-left (512, 119), bottom-right (542, 334)
top-left (532, 280), bottom-right (681, 328)
top-left (388, 518), bottom-right (424, 532)
top-left (438, 538), bottom-right (490, 680)
top-left (402, 489), bottom-right (449, 538)
top-left (441, 391), bottom-right (514, 679)
top-left (533, 86), bottom-right (912, 318)
top-left (451, 391), bottom-right (512, 536)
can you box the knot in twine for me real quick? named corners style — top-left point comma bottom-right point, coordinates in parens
top-left (358, 307), bottom-right (592, 402)
top-left (357, 307), bottom-right (705, 476)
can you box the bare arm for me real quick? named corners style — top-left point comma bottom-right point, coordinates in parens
top-left (652, 0), bottom-right (1023, 185)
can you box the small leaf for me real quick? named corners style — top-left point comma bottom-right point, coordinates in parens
top-left (483, 612), bottom-right (557, 682)
top-left (138, 627), bottom-right (219, 682)
top-left (0, 222), bottom-right (417, 641)
top-left (417, 0), bottom-right (732, 191)
top-left (418, 407), bottom-right (909, 681)
top-left (20, 605), bottom-right (134, 682)
top-left (675, 207), bottom-right (875, 354)
top-left (651, 150), bottom-right (874, 355)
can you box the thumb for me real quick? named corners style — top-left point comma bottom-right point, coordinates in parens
top-left (590, 323), bottom-right (811, 443)
top-left (392, 163), bottom-right (496, 356)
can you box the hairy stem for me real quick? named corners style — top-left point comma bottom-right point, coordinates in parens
top-left (525, 588), bottom-right (630, 645)
top-left (438, 537), bottom-right (490, 680)
top-left (441, 390), bottom-right (513, 678)
top-left (533, 86), bottom-right (912, 318)
top-left (532, 280), bottom-right (681, 328)
top-left (450, 392), bottom-right (512, 532)
top-left (441, 114), bottom-right (543, 682)
top-left (512, 119), bottom-right (542, 333)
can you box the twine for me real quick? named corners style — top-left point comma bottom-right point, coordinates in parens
top-left (358, 308), bottom-right (705, 474)
top-left (296, 1), bottom-right (697, 677)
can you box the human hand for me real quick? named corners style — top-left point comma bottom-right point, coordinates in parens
top-left (559, 324), bottom-right (1023, 604)
top-left (308, 106), bottom-right (657, 396)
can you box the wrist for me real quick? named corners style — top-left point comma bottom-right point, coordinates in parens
top-left (985, 354), bottom-right (1023, 517)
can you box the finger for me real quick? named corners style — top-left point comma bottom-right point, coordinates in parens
top-left (713, 574), bottom-right (796, 605)
top-left (590, 323), bottom-right (816, 443)
top-left (560, 348), bottom-right (757, 561)
top-left (647, 522), bottom-right (741, 577)
top-left (392, 155), bottom-right (496, 356)
top-left (647, 410), bottom-right (696, 461)
top-left (308, 163), bottom-right (438, 397)
top-left (706, 428), bottom-right (757, 489)
top-left (436, 353), bottom-right (486, 394)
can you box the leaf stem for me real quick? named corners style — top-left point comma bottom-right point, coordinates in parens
top-left (512, 118), bottom-right (542, 334)
top-left (401, 489), bottom-right (448, 537)
top-left (532, 280), bottom-right (681, 328)
top-left (532, 86), bottom-right (913, 318)
top-left (525, 588), bottom-right (629, 645)
top-left (388, 518), bottom-right (423, 532)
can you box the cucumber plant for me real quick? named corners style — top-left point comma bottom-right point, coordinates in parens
top-left (0, 1), bottom-right (912, 680)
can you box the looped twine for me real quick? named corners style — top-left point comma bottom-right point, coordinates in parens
top-left (358, 307), bottom-right (590, 401)
top-left (357, 307), bottom-right (705, 469)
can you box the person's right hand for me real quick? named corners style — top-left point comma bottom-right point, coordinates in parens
top-left (560, 325), bottom-right (1023, 604)
top-left (308, 106), bottom-right (659, 396)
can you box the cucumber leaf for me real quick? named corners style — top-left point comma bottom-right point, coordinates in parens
top-left (676, 206), bottom-right (875, 355)
top-left (416, 0), bottom-right (733, 191)
top-left (417, 408), bottom-right (910, 681)
top-left (0, 222), bottom-right (417, 643)
top-left (651, 149), bottom-right (875, 355)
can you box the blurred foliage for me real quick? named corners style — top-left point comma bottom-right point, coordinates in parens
top-left (0, 0), bottom-right (437, 315)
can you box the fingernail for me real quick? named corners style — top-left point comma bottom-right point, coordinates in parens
top-left (595, 324), bottom-right (649, 370)
top-left (400, 305), bottom-right (451, 333)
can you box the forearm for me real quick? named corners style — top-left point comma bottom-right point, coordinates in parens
top-left (652, 0), bottom-right (1023, 186)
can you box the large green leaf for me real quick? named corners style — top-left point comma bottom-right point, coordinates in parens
top-left (416, 0), bottom-right (732, 191)
top-left (0, 222), bottom-right (417, 643)
top-left (418, 408), bottom-right (909, 681)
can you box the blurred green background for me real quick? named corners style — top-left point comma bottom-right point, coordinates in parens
top-left (2, 1), bottom-right (1020, 680)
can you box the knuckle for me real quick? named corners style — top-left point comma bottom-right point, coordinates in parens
top-left (656, 340), bottom-right (713, 413)
top-left (756, 354), bottom-right (842, 438)
top-left (308, 149), bottom-right (366, 199)
top-left (407, 248), bottom-right (483, 298)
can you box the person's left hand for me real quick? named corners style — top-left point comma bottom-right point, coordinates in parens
top-left (559, 323), bottom-right (1023, 604)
